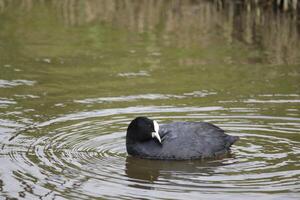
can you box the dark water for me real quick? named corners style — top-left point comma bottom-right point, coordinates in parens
top-left (1, 1), bottom-right (300, 199)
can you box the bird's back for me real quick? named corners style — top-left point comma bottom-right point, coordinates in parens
top-left (127, 122), bottom-right (239, 160)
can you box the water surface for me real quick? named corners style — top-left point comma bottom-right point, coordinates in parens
top-left (0, 1), bottom-right (300, 199)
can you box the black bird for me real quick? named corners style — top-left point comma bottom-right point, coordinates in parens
top-left (126, 117), bottom-right (239, 160)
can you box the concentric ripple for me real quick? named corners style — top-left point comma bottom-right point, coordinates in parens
top-left (2, 105), bottom-right (300, 199)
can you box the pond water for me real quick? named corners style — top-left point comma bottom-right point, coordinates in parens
top-left (0, 1), bottom-right (300, 199)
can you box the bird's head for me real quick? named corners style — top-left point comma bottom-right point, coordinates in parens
top-left (126, 117), bottom-right (161, 143)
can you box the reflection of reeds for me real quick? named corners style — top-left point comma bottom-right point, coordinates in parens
top-left (0, 0), bottom-right (299, 64)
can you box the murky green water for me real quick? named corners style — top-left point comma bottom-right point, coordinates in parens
top-left (1, 1), bottom-right (300, 199)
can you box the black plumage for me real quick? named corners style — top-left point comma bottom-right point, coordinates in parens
top-left (126, 117), bottom-right (239, 160)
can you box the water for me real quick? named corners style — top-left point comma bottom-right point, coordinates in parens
top-left (1, 1), bottom-right (300, 199)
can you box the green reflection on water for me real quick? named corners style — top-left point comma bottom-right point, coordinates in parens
top-left (1, 2), bottom-right (299, 110)
top-left (0, 1), bottom-right (300, 199)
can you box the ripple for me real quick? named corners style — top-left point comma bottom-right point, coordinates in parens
top-left (117, 70), bottom-right (150, 77)
top-left (74, 91), bottom-right (216, 104)
top-left (37, 106), bottom-right (223, 127)
top-left (74, 94), bottom-right (184, 104)
top-left (244, 99), bottom-right (300, 103)
top-left (0, 79), bottom-right (36, 88)
top-left (1, 106), bottom-right (300, 199)
top-left (0, 98), bottom-right (16, 108)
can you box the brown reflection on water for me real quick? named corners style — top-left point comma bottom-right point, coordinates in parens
top-left (0, 0), bottom-right (300, 65)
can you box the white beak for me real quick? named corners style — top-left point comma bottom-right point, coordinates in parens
top-left (151, 120), bottom-right (161, 143)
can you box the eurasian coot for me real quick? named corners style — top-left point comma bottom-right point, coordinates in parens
top-left (126, 117), bottom-right (239, 160)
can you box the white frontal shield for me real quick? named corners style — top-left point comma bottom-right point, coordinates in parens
top-left (152, 120), bottom-right (161, 143)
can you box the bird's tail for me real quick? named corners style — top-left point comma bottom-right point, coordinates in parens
top-left (225, 135), bottom-right (239, 148)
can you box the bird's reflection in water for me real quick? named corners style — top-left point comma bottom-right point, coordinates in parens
top-left (125, 153), bottom-right (235, 189)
